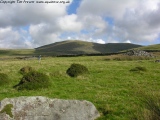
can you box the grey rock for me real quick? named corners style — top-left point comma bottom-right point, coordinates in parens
top-left (124, 50), bottom-right (154, 57)
top-left (0, 96), bottom-right (100, 120)
top-left (155, 60), bottom-right (160, 62)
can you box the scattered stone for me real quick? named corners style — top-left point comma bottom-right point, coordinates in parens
top-left (124, 49), bottom-right (154, 57)
top-left (0, 96), bottom-right (100, 120)
top-left (155, 60), bottom-right (160, 62)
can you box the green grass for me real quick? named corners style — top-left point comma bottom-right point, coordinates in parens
top-left (0, 49), bottom-right (35, 56)
top-left (0, 55), bottom-right (160, 119)
top-left (137, 44), bottom-right (160, 51)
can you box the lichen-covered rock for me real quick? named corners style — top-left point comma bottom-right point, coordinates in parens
top-left (155, 60), bottom-right (160, 62)
top-left (0, 96), bottom-right (100, 120)
top-left (124, 50), bottom-right (154, 57)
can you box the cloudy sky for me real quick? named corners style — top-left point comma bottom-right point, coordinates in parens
top-left (0, 0), bottom-right (160, 48)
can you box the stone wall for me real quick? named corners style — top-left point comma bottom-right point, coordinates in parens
top-left (124, 49), bottom-right (154, 57)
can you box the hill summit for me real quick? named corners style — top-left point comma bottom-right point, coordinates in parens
top-left (35, 40), bottom-right (142, 55)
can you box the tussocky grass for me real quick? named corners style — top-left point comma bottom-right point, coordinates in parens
top-left (0, 55), bottom-right (159, 120)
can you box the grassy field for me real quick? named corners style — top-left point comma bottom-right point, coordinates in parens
top-left (0, 55), bottom-right (160, 120)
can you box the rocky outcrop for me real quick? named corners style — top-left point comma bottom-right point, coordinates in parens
top-left (0, 96), bottom-right (100, 120)
top-left (124, 49), bottom-right (153, 57)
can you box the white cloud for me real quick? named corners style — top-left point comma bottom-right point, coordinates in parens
top-left (85, 38), bottom-right (105, 44)
top-left (78, 0), bottom-right (160, 19)
top-left (105, 36), bottom-right (118, 43)
top-left (67, 36), bottom-right (71, 39)
top-left (0, 0), bottom-right (73, 48)
top-left (125, 40), bottom-right (131, 43)
top-left (58, 14), bottom-right (82, 32)
top-left (29, 23), bottom-right (61, 47)
top-left (0, 0), bottom-right (160, 48)
top-left (77, 0), bottom-right (160, 45)
top-left (0, 27), bottom-right (32, 48)
top-left (77, 0), bottom-right (138, 19)
top-left (79, 15), bottom-right (107, 32)
top-left (0, 0), bottom-right (71, 27)
top-left (96, 39), bottom-right (105, 44)
top-left (75, 14), bottom-right (108, 41)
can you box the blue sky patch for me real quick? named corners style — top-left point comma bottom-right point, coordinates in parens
top-left (67, 0), bottom-right (82, 14)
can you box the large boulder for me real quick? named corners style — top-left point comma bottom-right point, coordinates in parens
top-left (0, 96), bottom-right (100, 120)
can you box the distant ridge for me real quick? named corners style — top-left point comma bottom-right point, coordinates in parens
top-left (35, 40), bottom-right (142, 55)
top-left (1, 40), bottom-right (159, 57)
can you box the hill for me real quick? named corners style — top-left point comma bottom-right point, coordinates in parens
top-left (0, 40), bottom-right (159, 57)
top-left (35, 40), bottom-right (142, 55)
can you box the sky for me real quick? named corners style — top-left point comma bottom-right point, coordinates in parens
top-left (0, 0), bottom-right (160, 49)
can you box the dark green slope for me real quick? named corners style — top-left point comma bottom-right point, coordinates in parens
top-left (35, 40), bottom-right (142, 55)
